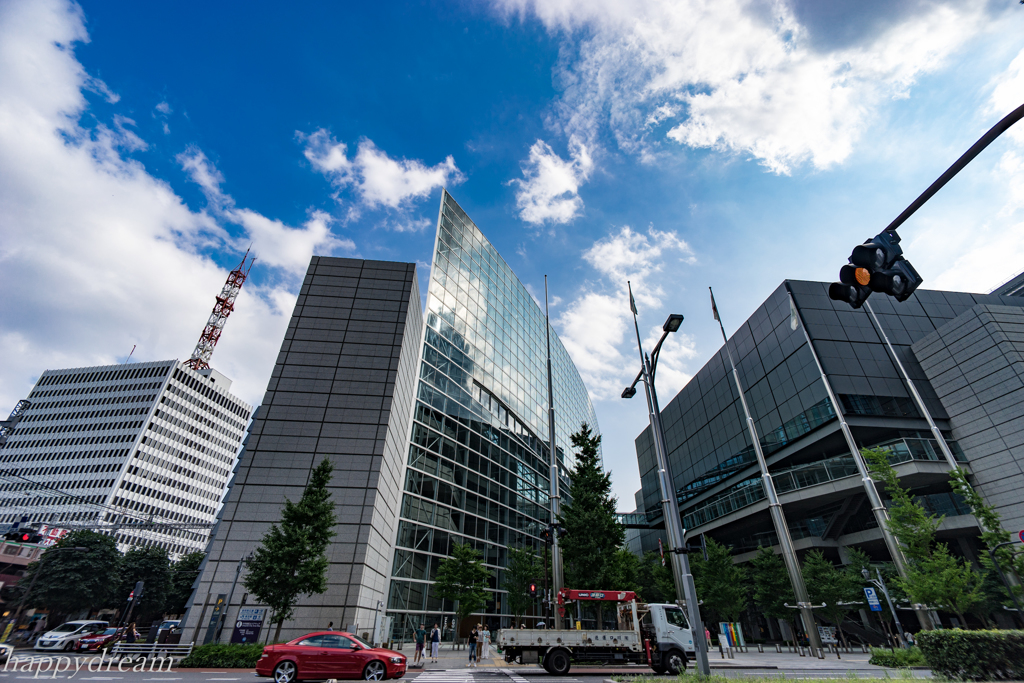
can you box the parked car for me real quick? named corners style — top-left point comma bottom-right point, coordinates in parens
top-left (255, 632), bottom-right (406, 682)
top-left (0, 642), bottom-right (13, 663)
top-left (34, 621), bottom-right (108, 652)
top-left (76, 627), bottom-right (124, 652)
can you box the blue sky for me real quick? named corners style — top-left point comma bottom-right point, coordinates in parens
top-left (2, 0), bottom-right (1024, 506)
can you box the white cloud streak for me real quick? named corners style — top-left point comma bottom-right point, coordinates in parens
top-left (496, 0), bottom-right (993, 174)
top-left (557, 226), bottom-right (695, 400)
top-left (0, 0), bottom-right (342, 411)
top-left (511, 135), bottom-right (594, 225)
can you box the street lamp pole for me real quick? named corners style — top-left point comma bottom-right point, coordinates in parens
top-left (544, 276), bottom-right (564, 628)
top-left (863, 568), bottom-right (907, 648)
top-left (622, 283), bottom-right (711, 676)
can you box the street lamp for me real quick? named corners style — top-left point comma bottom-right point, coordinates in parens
top-left (623, 289), bottom-right (711, 676)
top-left (862, 568), bottom-right (907, 648)
top-left (2, 546), bottom-right (90, 643)
top-left (987, 542), bottom-right (1024, 628)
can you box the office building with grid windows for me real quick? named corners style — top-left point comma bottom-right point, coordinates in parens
top-left (387, 190), bottom-right (599, 636)
top-left (632, 280), bottom-right (1024, 603)
top-left (0, 360), bottom-right (252, 557)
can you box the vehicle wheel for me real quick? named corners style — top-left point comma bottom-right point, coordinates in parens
top-left (63, 642), bottom-right (75, 652)
top-left (363, 660), bottom-right (387, 681)
top-left (273, 661), bottom-right (298, 683)
top-left (665, 649), bottom-right (686, 675)
top-left (545, 649), bottom-right (571, 676)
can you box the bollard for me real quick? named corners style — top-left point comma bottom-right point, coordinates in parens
top-left (775, 643), bottom-right (781, 653)
top-left (719, 642), bottom-right (725, 659)
top-left (757, 644), bottom-right (764, 653)
top-left (817, 648), bottom-right (825, 659)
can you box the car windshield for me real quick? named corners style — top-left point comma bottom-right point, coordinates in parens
top-left (51, 624), bottom-right (80, 633)
top-left (348, 634), bottom-right (372, 649)
top-left (100, 629), bottom-right (117, 636)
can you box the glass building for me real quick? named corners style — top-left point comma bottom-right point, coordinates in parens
top-left (387, 190), bottom-right (599, 634)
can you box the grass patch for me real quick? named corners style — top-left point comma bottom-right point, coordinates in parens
top-left (868, 647), bottom-right (926, 668)
top-left (611, 672), bottom-right (923, 683)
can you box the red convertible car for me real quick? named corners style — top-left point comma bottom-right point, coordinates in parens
top-left (76, 628), bottom-right (124, 652)
top-left (255, 632), bottom-right (406, 682)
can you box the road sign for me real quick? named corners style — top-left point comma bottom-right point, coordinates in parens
top-left (864, 587), bottom-right (882, 612)
top-left (231, 607), bottom-right (266, 644)
top-left (1019, 529), bottom-right (1023, 543)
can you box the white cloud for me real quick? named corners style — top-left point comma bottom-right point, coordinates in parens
top-left (496, 0), bottom-right (993, 174)
top-left (510, 135), bottom-right (593, 224)
top-left (301, 128), bottom-right (465, 211)
top-left (556, 226), bottom-right (695, 399)
top-left (0, 0), bottom-right (341, 412)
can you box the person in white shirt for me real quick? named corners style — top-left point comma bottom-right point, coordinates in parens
top-left (480, 624), bottom-right (491, 660)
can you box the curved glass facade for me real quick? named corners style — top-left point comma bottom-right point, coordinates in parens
top-left (388, 190), bottom-right (599, 631)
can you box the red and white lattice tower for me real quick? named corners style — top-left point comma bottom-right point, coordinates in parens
top-left (185, 249), bottom-right (256, 371)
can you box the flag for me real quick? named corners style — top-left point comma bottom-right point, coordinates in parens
top-left (629, 290), bottom-right (638, 316)
top-left (790, 295), bottom-right (800, 331)
top-left (710, 288), bottom-right (720, 322)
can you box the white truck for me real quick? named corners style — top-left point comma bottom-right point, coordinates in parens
top-left (498, 589), bottom-right (696, 676)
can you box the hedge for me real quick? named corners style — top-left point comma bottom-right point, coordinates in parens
top-left (916, 629), bottom-right (1024, 681)
top-left (178, 643), bottom-right (265, 668)
top-left (867, 646), bottom-right (926, 668)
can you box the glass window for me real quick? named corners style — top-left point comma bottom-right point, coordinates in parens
top-left (664, 607), bottom-right (690, 629)
top-left (322, 634), bottom-right (356, 649)
top-left (297, 636), bottom-right (325, 647)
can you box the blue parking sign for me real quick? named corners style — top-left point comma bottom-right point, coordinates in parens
top-left (864, 587), bottom-right (882, 612)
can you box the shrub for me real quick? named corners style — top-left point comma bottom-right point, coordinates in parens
top-left (916, 629), bottom-right (1024, 681)
top-left (178, 643), bottom-right (265, 668)
top-left (868, 646), bottom-right (926, 667)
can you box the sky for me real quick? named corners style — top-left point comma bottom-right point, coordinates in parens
top-left (2, 0), bottom-right (1024, 509)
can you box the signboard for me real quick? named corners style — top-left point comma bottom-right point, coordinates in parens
top-left (36, 525), bottom-right (69, 547)
top-left (231, 607), bottom-right (266, 644)
top-left (818, 625), bottom-right (838, 644)
top-left (864, 587), bottom-right (882, 612)
top-left (1019, 530), bottom-right (1023, 543)
top-left (203, 594), bottom-right (227, 645)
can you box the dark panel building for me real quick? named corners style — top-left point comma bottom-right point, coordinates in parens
top-left (634, 281), bottom-right (1024, 580)
top-left (182, 257), bottom-right (422, 643)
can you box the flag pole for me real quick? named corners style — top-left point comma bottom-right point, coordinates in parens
top-left (709, 287), bottom-right (823, 656)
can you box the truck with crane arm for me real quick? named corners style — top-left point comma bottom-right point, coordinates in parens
top-left (498, 589), bottom-right (696, 676)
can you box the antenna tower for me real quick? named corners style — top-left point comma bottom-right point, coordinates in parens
top-left (185, 249), bottom-right (255, 371)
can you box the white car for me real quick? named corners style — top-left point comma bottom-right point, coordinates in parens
top-left (0, 642), bottom-right (13, 663)
top-left (34, 621), bottom-right (108, 651)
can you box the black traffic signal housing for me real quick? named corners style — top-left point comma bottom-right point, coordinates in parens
top-left (829, 230), bottom-right (923, 308)
top-left (529, 583), bottom-right (537, 598)
top-left (4, 529), bottom-right (44, 544)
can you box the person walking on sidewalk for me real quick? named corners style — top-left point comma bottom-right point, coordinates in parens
top-left (413, 624), bottom-right (426, 665)
top-left (467, 626), bottom-right (478, 667)
top-left (430, 623), bottom-right (440, 663)
top-left (480, 623), bottom-right (490, 661)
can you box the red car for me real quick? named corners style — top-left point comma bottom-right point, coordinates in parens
top-left (76, 628), bottom-right (124, 652)
top-left (256, 632), bottom-right (405, 682)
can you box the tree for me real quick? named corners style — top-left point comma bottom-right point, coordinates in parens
top-left (606, 548), bottom-right (641, 594)
top-left (560, 423), bottom-right (625, 589)
top-left (166, 551), bottom-right (205, 616)
top-left (637, 551), bottom-right (674, 604)
top-left (244, 458), bottom-right (337, 641)
top-left (801, 550), bottom-right (859, 647)
top-left (504, 547), bottom-right (539, 625)
top-left (750, 547), bottom-right (795, 643)
top-left (433, 543), bottom-right (491, 642)
top-left (863, 448), bottom-right (939, 563)
top-left (21, 530), bottom-right (121, 625)
top-left (118, 545), bottom-right (172, 625)
top-left (689, 537), bottom-right (747, 623)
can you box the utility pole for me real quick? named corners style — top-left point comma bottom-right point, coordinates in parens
top-left (544, 276), bottom-right (563, 628)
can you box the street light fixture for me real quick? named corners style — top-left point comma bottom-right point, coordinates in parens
top-left (622, 289), bottom-right (711, 677)
top-left (862, 567), bottom-right (908, 648)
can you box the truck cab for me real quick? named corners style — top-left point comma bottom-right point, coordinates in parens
top-left (644, 604), bottom-right (696, 674)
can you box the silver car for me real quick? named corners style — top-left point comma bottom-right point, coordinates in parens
top-left (34, 621), bottom-right (108, 651)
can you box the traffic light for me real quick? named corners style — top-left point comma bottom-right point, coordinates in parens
top-left (529, 583), bottom-right (537, 598)
top-left (829, 230), bottom-right (923, 308)
top-left (4, 529), bottom-right (43, 544)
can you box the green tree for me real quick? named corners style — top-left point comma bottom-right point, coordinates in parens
top-left (560, 423), bottom-right (625, 588)
top-left (749, 547), bottom-right (796, 643)
top-left (166, 551), bottom-right (205, 616)
top-left (863, 448), bottom-right (939, 563)
top-left (21, 530), bottom-right (121, 625)
top-left (689, 537), bottom-right (747, 623)
top-left (433, 542), bottom-right (491, 642)
top-left (949, 467), bottom-right (1024, 614)
top-left (606, 548), bottom-right (641, 593)
top-left (504, 546), bottom-right (539, 625)
top-left (118, 545), bottom-right (172, 625)
top-left (801, 550), bottom-right (859, 647)
top-left (243, 458), bottom-right (337, 641)
top-left (637, 551), bottom-right (674, 604)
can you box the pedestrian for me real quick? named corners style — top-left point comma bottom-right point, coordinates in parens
top-left (705, 627), bottom-right (712, 649)
top-left (467, 626), bottom-right (478, 667)
top-left (430, 623), bottom-right (441, 663)
top-left (126, 623), bottom-right (138, 644)
top-left (906, 632), bottom-right (915, 647)
top-left (413, 623), bottom-right (426, 665)
top-left (480, 623), bottom-right (490, 660)
top-left (327, 621), bottom-right (334, 631)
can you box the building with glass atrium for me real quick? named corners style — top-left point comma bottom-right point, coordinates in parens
top-left (632, 281), bottom-right (1024, 628)
top-left (181, 191), bottom-right (598, 642)
top-left (388, 190), bottom-right (599, 635)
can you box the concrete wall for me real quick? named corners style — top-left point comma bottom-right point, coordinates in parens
top-left (913, 304), bottom-right (1024, 536)
top-left (182, 256), bottom-right (422, 644)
